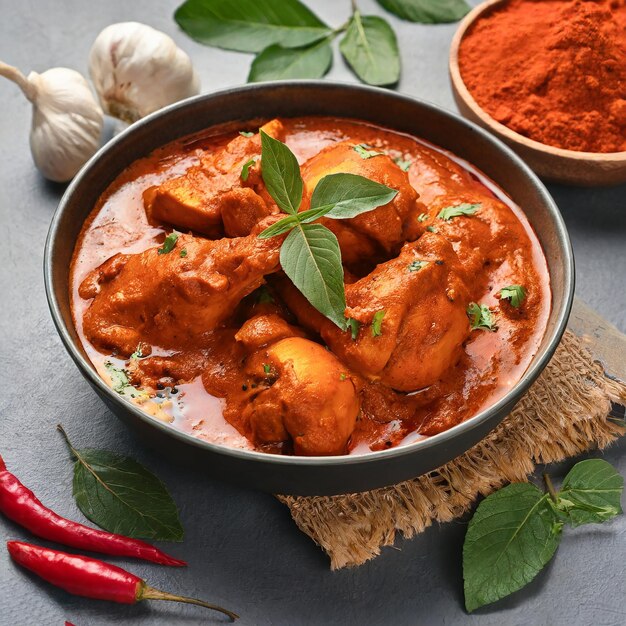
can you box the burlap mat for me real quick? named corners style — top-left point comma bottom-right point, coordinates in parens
top-left (278, 330), bottom-right (626, 569)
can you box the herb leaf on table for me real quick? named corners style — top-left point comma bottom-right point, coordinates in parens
top-left (463, 459), bottom-right (624, 612)
top-left (377, 0), bottom-right (471, 24)
top-left (174, 0), bottom-right (331, 53)
top-left (557, 459), bottom-right (623, 527)
top-left (340, 12), bottom-right (400, 86)
top-left (175, 0), bottom-right (467, 86)
top-left (248, 39), bottom-right (333, 82)
top-left (58, 425), bottom-right (184, 542)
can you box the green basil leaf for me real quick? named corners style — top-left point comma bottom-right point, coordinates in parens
top-left (59, 427), bottom-right (183, 542)
top-left (258, 214), bottom-right (300, 239)
top-left (557, 459), bottom-right (624, 527)
top-left (280, 223), bottom-right (346, 329)
top-left (377, 0), bottom-right (470, 24)
top-left (296, 205), bottom-right (336, 224)
top-left (260, 130), bottom-right (303, 215)
top-left (340, 12), bottom-right (400, 86)
top-left (248, 40), bottom-right (332, 82)
top-left (174, 0), bottom-right (331, 53)
top-left (310, 173), bottom-right (398, 220)
top-left (463, 483), bottom-right (563, 613)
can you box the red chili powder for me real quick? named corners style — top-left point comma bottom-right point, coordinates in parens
top-left (459, 0), bottom-right (626, 153)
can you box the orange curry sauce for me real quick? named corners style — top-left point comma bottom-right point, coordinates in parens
top-left (70, 117), bottom-right (550, 456)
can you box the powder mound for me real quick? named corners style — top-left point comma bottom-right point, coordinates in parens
top-left (459, 0), bottom-right (626, 153)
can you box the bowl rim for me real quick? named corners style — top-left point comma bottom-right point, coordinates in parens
top-left (44, 80), bottom-right (575, 469)
top-left (449, 0), bottom-right (626, 161)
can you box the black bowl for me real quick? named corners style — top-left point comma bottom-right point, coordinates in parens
top-left (44, 82), bottom-right (574, 496)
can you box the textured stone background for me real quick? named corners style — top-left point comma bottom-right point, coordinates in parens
top-left (0, 1), bottom-right (624, 624)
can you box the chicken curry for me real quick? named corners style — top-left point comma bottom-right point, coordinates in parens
top-left (70, 117), bottom-right (550, 456)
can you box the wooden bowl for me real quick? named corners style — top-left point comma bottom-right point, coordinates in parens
top-left (449, 0), bottom-right (626, 187)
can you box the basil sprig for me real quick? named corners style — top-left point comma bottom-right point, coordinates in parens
top-left (58, 425), bottom-right (184, 542)
top-left (463, 460), bottom-right (623, 612)
top-left (376, 0), bottom-right (471, 24)
top-left (175, 0), bottom-right (467, 86)
top-left (257, 130), bottom-right (397, 328)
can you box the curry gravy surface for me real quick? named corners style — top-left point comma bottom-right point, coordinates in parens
top-left (71, 117), bottom-right (551, 456)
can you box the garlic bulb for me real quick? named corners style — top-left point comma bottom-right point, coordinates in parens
top-left (89, 22), bottom-right (200, 123)
top-left (0, 62), bottom-right (103, 182)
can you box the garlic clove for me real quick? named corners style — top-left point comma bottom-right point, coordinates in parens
top-left (0, 62), bottom-right (104, 183)
top-left (28, 68), bottom-right (104, 182)
top-left (89, 22), bottom-right (200, 124)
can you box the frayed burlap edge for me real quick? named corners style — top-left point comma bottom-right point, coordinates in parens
top-left (278, 331), bottom-right (626, 569)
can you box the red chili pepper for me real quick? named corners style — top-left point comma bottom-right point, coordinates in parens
top-left (8, 541), bottom-right (237, 620)
top-left (0, 454), bottom-right (184, 567)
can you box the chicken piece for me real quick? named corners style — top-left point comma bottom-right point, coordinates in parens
top-left (234, 313), bottom-right (306, 351)
top-left (300, 140), bottom-right (426, 272)
top-left (408, 144), bottom-right (530, 296)
top-left (278, 232), bottom-right (471, 392)
top-left (143, 119), bottom-right (284, 237)
top-left (241, 338), bottom-right (360, 456)
top-left (79, 226), bottom-right (282, 356)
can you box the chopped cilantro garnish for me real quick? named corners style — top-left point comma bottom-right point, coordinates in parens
top-left (394, 156), bottom-right (412, 171)
top-left (371, 310), bottom-right (386, 337)
top-left (408, 260), bottom-right (428, 272)
top-left (263, 363), bottom-right (271, 375)
top-left (438, 203), bottom-right (481, 221)
top-left (104, 362), bottom-right (149, 400)
top-left (340, 373), bottom-right (347, 381)
top-left (179, 248), bottom-right (187, 258)
top-left (467, 302), bottom-right (497, 331)
top-left (157, 231), bottom-right (179, 255)
top-left (130, 345), bottom-right (144, 360)
top-left (346, 317), bottom-right (360, 341)
top-left (353, 143), bottom-right (385, 159)
top-left (241, 158), bottom-right (255, 181)
top-left (257, 285), bottom-right (274, 304)
top-left (499, 285), bottom-right (527, 308)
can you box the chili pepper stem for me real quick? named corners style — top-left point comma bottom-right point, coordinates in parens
top-left (140, 584), bottom-right (238, 621)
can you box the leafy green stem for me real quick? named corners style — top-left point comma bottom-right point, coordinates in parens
top-left (543, 473), bottom-right (558, 502)
top-left (57, 423), bottom-right (79, 460)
